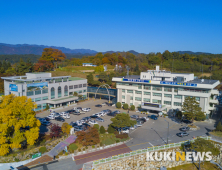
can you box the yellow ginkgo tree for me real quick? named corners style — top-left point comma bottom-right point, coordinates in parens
top-left (0, 94), bottom-right (41, 156)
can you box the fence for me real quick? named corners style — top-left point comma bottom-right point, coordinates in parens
top-left (92, 136), bottom-right (211, 167)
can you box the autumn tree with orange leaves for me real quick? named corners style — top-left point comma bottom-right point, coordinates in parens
top-left (75, 127), bottom-right (100, 146)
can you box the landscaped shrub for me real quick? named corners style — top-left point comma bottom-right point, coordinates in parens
top-left (107, 125), bottom-right (115, 134)
top-left (69, 143), bottom-right (78, 152)
top-left (123, 103), bottom-right (129, 110)
top-left (78, 148), bottom-right (81, 152)
top-left (130, 105), bottom-right (135, 111)
top-left (216, 122), bottom-right (222, 131)
top-left (116, 139), bottom-right (120, 143)
top-left (115, 133), bottom-right (129, 139)
top-left (100, 126), bottom-right (106, 134)
top-left (100, 142), bottom-right (103, 147)
top-left (93, 124), bottom-right (99, 131)
top-left (102, 138), bottom-right (115, 145)
top-left (83, 148), bottom-right (85, 151)
top-left (92, 145), bottom-right (95, 148)
top-left (116, 102), bottom-right (121, 109)
top-left (39, 146), bottom-right (47, 154)
top-left (85, 146), bottom-right (88, 149)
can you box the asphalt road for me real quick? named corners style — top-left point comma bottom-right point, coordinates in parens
top-left (31, 99), bottom-right (217, 170)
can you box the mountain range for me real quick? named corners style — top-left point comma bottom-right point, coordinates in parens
top-left (0, 43), bottom-right (212, 55)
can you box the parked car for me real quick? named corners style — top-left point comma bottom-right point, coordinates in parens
top-left (96, 117), bottom-right (104, 122)
top-left (131, 115), bottom-right (139, 119)
top-left (41, 121), bottom-right (51, 126)
top-left (76, 120), bottom-right (82, 126)
top-left (77, 107), bottom-right (82, 110)
top-left (122, 128), bottom-right (130, 133)
top-left (73, 111), bottom-right (81, 115)
top-left (37, 117), bottom-right (46, 122)
top-left (95, 104), bottom-right (102, 108)
top-left (177, 132), bottom-right (189, 137)
top-left (137, 121), bottom-right (143, 127)
top-left (114, 110), bottom-right (121, 114)
top-left (101, 103), bottom-right (106, 106)
top-left (93, 113), bottom-right (102, 117)
top-left (82, 108), bottom-right (90, 112)
top-left (44, 117), bottom-right (50, 121)
top-left (130, 125), bottom-right (138, 130)
top-left (137, 118), bottom-right (146, 123)
top-left (88, 120), bottom-right (98, 125)
top-left (47, 115), bottom-right (55, 120)
top-left (49, 112), bottom-right (60, 118)
top-left (80, 111), bottom-right (86, 114)
top-left (82, 123), bottom-right (91, 129)
top-left (107, 103), bottom-right (113, 106)
top-left (60, 112), bottom-right (70, 119)
top-left (182, 120), bottom-right (192, 124)
top-left (55, 116), bottom-right (65, 122)
top-left (150, 115), bottom-right (158, 120)
top-left (105, 109), bottom-right (112, 114)
top-left (143, 117), bottom-right (149, 121)
top-left (180, 126), bottom-right (190, 131)
top-left (90, 115), bottom-right (99, 118)
top-left (70, 122), bottom-right (78, 127)
top-left (74, 126), bottom-right (83, 131)
top-left (66, 110), bottom-right (75, 114)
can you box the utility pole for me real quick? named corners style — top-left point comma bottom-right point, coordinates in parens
top-left (165, 120), bottom-right (169, 144)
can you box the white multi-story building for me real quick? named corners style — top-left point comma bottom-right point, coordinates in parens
top-left (1, 72), bottom-right (87, 111)
top-left (112, 66), bottom-right (219, 117)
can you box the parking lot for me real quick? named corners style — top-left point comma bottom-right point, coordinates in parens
top-left (36, 99), bottom-right (147, 133)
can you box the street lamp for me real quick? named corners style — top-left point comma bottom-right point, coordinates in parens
top-left (165, 120), bottom-right (169, 144)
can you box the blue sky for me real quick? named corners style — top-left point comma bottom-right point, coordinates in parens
top-left (0, 0), bottom-right (221, 53)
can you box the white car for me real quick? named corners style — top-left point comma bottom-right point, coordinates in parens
top-left (47, 115), bottom-right (55, 120)
top-left (60, 112), bottom-right (70, 119)
top-left (143, 117), bottom-right (149, 121)
top-left (87, 108), bottom-right (91, 111)
top-left (76, 120), bottom-right (82, 126)
top-left (82, 108), bottom-right (89, 112)
top-left (101, 103), bottom-right (106, 106)
top-left (122, 129), bottom-right (129, 133)
top-left (49, 112), bottom-right (60, 118)
top-left (89, 120), bottom-right (98, 125)
top-left (93, 113), bottom-right (102, 117)
top-left (130, 125), bottom-right (138, 130)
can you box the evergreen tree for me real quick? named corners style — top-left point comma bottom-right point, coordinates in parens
top-left (86, 73), bottom-right (94, 85)
top-left (2, 60), bottom-right (8, 71)
top-left (99, 126), bottom-right (106, 134)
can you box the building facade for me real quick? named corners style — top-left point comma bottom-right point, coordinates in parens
top-left (112, 66), bottom-right (219, 117)
top-left (2, 73), bottom-right (87, 111)
top-left (82, 63), bottom-right (97, 67)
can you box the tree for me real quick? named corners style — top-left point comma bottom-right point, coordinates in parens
top-left (40, 48), bottom-right (66, 69)
top-left (216, 122), bottom-right (222, 132)
top-left (45, 104), bottom-right (50, 110)
top-left (191, 138), bottom-right (220, 156)
top-left (61, 122), bottom-right (72, 135)
top-left (73, 92), bottom-right (78, 96)
top-left (76, 127), bottom-right (100, 146)
top-left (49, 123), bottom-right (62, 138)
top-left (116, 102), bottom-right (121, 109)
top-left (17, 58), bottom-right (32, 74)
top-left (100, 126), bottom-right (106, 134)
top-left (93, 124), bottom-right (99, 131)
top-left (111, 113), bottom-right (137, 128)
top-left (130, 105), bottom-right (135, 111)
top-left (176, 111), bottom-right (182, 120)
top-left (69, 143), bottom-right (78, 152)
top-left (0, 94), bottom-right (41, 156)
top-left (98, 72), bottom-right (108, 83)
top-left (182, 96), bottom-right (205, 122)
top-left (34, 59), bottom-right (54, 72)
top-left (107, 125), bottom-right (115, 134)
top-left (123, 103), bottom-right (129, 110)
top-left (87, 73), bottom-right (94, 85)
top-left (195, 112), bottom-right (206, 121)
top-left (94, 65), bottom-right (104, 73)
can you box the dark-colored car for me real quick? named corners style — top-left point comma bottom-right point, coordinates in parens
top-left (131, 115), bottom-right (139, 119)
top-left (66, 110), bottom-right (75, 114)
top-left (137, 118), bottom-right (146, 123)
top-left (150, 115), bottom-right (158, 120)
top-left (73, 111), bottom-right (81, 115)
top-left (182, 120), bottom-right (192, 124)
top-left (177, 132), bottom-right (189, 137)
top-left (180, 126), bottom-right (190, 131)
top-left (90, 115), bottom-right (99, 118)
top-left (95, 104), bottom-right (102, 108)
top-left (107, 103), bottom-right (113, 106)
top-left (44, 117), bottom-right (50, 121)
top-left (70, 122), bottom-right (78, 127)
top-left (77, 107), bottom-right (82, 110)
top-left (55, 116), bottom-right (65, 122)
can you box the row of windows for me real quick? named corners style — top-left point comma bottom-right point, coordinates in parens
top-left (32, 96), bottom-right (49, 102)
top-left (118, 83), bottom-right (209, 93)
top-left (69, 84), bottom-right (87, 90)
top-left (27, 89), bottom-right (48, 96)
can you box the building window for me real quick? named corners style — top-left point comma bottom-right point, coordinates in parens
top-left (64, 86), bottom-right (68, 96)
top-left (51, 87), bottom-right (55, 99)
top-left (74, 85), bottom-right (78, 89)
top-left (152, 85), bottom-right (162, 91)
top-left (42, 89), bottom-right (48, 94)
top-left (130, 103), bottom-right (133, 106)
top-left (138, 85), bottom-right (142, 89)
top-left (35, 104), bottom-right (42, 111)
top-left (174, 95), bottom-right (182, 99)
top-left (83, 84), bottom-right (87, 87)
top-left (69, 85), bottom-right (73, 89)
top-left (164, 94), bottom-right (172, 98)
top-left (83, 89), bottom-right (86, 93)
top-left (152, 99), bottom-right (161, 104)
top-left (196, 97), bottom-right (200, 101)
top-left (42, 103), bottom-right (47, 109)
top-left (144, 92), bottom-right (150, 95)
top-left (127, 90), bottom-right (133, 93)
top-left (122, 89), bottom-right (125, 93)
top-left (69, 92), bottom-right (73, 96)
top-left (55, 78), bottom-right (62, 83)
top-left (174, 102), bottom-right (182, 106)
top-left (122, 95), bottom-right (125, 99)
top-left (144, 85), bottom-right (151, 90)
top-left (136, 91), bottom-right (142, 94)
top-left (58, 86), bottom-right (62, 98)
top-left (130, 96), bottom-right (133, 100)
top-left (35, 97), bottom-right (41, 102)
top-left (164, 101), bottom-right (171, 105)
top-left (135, 97), bottom-right (141, 101)
top-left (178, 88), bottom-right (209, 93)
top-left (143, 98), bottom-right (150, 102)
top-left (31, 98), bottom-right (34, 102)
top-left (153, 93), bottom-right (162, 97)
top-left (27, 91), bottom-right (34, 96)
top-left (79, 84), bottom-right (82, 88)
top-left (79, 90), bottom-right (82, 93)
top-left (174, 88), bottom-right (178, 92)
top-left (35, 90), bottom-right (41, 95)
top-left (42, 96), bottom-right (48, 100)
top-left (164, 87), bottom-right (172, 92)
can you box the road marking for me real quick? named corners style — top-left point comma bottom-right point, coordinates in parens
top-left (149, 142), bottom-right (153, 146)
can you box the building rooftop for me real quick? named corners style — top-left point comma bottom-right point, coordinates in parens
top-left (68, 77), bottom-right (85, 81)
top-left (188, 79), bottom-right (218, 85)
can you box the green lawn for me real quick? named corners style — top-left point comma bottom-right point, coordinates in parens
top-left (210, 131), bottom-right (222, 137)
top-left (168, 162), bottom-right (220, 170)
